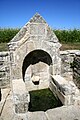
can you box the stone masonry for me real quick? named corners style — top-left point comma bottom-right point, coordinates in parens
top-left (8, 13), bottom-right (61, 113)
top-left (8, 13), bottom-right (61, 81)
top-left (73, 52), bottom-right (80, 89)
top-left (0, 13), bottom-right (80, 120)
top-left (0, 52), bottom-right (10, 89)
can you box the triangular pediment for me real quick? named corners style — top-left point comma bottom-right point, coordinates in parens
top-left (10, 13), bottom-right (46, 43)
top-left (8, 13), bottom-right (60, 50)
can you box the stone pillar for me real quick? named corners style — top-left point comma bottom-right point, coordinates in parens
top-left (49, 63), bottom-right (53, 75)
top-left (52, 56), bottom-right (61, 75)
top-left (12, 79), bottom-right (30, 113)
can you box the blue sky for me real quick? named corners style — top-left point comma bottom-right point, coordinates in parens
top-left (0, 0), bottom-right (80, 29)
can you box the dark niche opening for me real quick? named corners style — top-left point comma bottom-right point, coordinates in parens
top-left (28, 88), bottom-right (63, 112)
top-left (32, 81), bottom-right (39, 85)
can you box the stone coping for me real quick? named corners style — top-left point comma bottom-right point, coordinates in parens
top-left (0, 51), bottom-right (9, 57)
top-left (60, 50), bottom-right (80, 55)
top-left (51, 75), bottom-right (80, 95)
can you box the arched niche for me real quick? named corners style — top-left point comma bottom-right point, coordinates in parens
top-left (22, 49), bottom-right (52, 82)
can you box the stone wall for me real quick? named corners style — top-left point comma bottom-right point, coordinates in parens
top-left (0, 52), bottom-right (10, 88)
top-left (0, 49), bottom-right (80, 91)
top-left (73, 53), bottom-right (80, 89)
top-left (60, 50), bottom-right (80, 81)
top-left (49, 75), bottom-right (80, 106)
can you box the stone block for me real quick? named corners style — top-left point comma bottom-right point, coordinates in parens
top-left (27, 111), bottom-right (47, 120)
top-left (12, 79), bottom-right (30, 113)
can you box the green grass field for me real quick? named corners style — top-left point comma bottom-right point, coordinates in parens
top-left (60, 43), bottom-right (80, 50)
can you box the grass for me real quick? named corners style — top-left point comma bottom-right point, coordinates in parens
top-left (0, 43), bottom-right (8, 52)
top-left (60, 42), bottom-right (80, 51)
top-left (28, 88), bottom-right (62, 112)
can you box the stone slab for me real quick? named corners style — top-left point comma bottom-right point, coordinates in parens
top-left (27, 111), bottom-right (47, 120)
top-left (0, 92), bottom-right (14, 120)
top-left (46, 105), bottom-right (80, 120)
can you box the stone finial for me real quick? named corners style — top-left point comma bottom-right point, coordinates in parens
top-left (29, 13), bottom-right (46, 23)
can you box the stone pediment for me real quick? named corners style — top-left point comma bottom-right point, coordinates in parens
top-left (10, 13), bottom-right (46, 42)
top-left (8, 13), bottom-right (59, 50)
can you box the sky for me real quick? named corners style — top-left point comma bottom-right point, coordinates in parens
top-left (0, 0), bottom-right (80, 29)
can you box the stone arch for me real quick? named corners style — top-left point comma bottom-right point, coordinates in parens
top-left (22, 49), bottom-right (52, 81)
